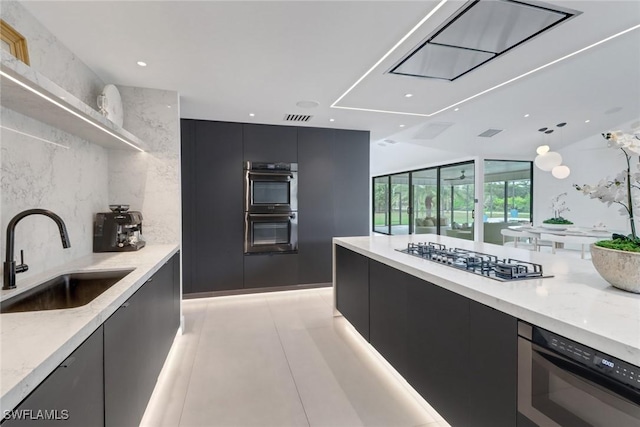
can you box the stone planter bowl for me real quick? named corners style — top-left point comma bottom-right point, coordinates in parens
top-left (590, 244), bottom-right (640, 293)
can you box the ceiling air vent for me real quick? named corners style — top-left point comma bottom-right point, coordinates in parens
top-left (284, 114), bottom-right (312, 122)
top-left (478, 128), bottom-right (503, 137)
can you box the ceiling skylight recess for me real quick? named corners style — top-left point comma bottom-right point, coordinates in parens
top-left (331, 0), bottom-right (640, 118)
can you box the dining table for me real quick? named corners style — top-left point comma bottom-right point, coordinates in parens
top-left (508, 225), bottom-right (618, 238)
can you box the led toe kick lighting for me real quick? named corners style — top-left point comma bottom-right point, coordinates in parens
top-left (0, 70), bottom-right (144, 152)
top-left (331, 0), bottom-right (640, 118)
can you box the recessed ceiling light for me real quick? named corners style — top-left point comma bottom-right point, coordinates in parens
top-left (136, 61), bottom-right (147, 67)
top-left (329, 118), bottom-right (335, 122)
top-left (167, 105), bottom-right (172, 109)
top-left (524, 114), bottom-right (530, 118)
top-left (249, 113), bottom-right (255, 117)
top-left (296, 100), bottom-right (320, 108)
top-left (454, 108), bottom-right (459, 112)
top-left (585, 119), bottom-right (590, 123)
top-left (399, 124), bottom-right (405, 128)
top-left (404, 93), bottom-right (413, 98)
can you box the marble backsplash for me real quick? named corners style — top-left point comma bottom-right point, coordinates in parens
top-left (0, 107), bottom-right (109, 282)
top-left (108, 87), bottom-right (181, 245)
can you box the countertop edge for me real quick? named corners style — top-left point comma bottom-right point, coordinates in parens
top-left (333, 237), bottom-right (640, 367)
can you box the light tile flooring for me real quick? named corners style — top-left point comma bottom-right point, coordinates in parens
top-left (141, 288), bottom-right (451, 427)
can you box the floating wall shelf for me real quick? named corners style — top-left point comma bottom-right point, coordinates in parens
top-left (0, 53), bottom-right (146, 152)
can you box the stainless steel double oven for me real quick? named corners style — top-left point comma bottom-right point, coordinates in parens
top-left (244, 162), bottom-right (298, 254)
top-left (517, 321), bottom-right (640, 426)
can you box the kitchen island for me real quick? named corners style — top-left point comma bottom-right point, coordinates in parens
top-left (333, 234), bottom-right (640, 427)
top-left (0, 244), bottom-right (180, 423)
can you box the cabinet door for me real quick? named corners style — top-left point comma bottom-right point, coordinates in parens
top-left (243, 253), bottom-right (299, 288)
top-left (104, 279), bottom-right (154, 427)
top-left (332, 129), bottom-right (369, 237)
top-left (186, 120), bottom-right (244, 293)
top-left (468, 301), bottom-right (517, 427)
top-left (407, 281), bottom-right (469, 427)
top-left (4, 327), bottom-right (104, 427)
top-left (297, 127), bottom-right (334, 284)
top-left (369, 260), bottom-right (408, 376)
top-left (335, 246), bottom-right (369, 340)
top-left (243, 123), bottom-right (297, 163)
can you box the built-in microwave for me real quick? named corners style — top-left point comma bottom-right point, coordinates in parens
top-left (244, 162), bottom-right (297, 213)
top-left (244, 212), bottom-right (298, 254)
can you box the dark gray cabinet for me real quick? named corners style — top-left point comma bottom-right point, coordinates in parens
top-left (243, 253), bottom-right (299, 288)
top-left (182, 119), bottom-right (369, 293)
top-left (104, 255), bottom-right (179, 427)
top-left (468, 302), bottom-right (517, 427)
top-left (3, 327), bottom-right (104, 427)
top-left (332, 130), bottom-right (370, 238)
top-left (243, 123), bottom-right (297, 163)
top-left (369, 260), bottom-right (409, 376)
top-left (182, 120), bottom-right (244, 293)
top-left (297, 127), bottom-right (334, 284)
top-left (335, 245), bottom-right (518, 427)
top-left (335, 245), bottom-right (369, 340)
top-left (407, 278), bottom-right (470, 427)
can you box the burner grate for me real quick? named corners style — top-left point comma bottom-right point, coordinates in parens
top-left (398, 242), bottom-right (552, 282)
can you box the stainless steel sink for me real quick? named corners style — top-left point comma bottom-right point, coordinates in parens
top-left (0, 269), bottom-right (134, 313)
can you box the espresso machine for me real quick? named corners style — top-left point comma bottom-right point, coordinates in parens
top-left (93, 205), bottom-right (146, 252)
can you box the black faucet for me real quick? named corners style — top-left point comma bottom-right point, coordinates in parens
top-left (3, 209), bottom-right (71, 290)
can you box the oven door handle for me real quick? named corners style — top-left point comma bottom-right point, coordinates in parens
top-left (247, 213), bottom-right (296, 219)
top-left (532, 344), bottom-right (640, 413)
top-left (247, 171), bottom-right (293, 179)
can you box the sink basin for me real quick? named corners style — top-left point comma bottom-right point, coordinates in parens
top-left (1, 269), bottom-right (134, 313)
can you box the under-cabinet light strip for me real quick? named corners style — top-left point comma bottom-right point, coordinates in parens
top-left (0, 125), bottom-right (70, 149)
top-left (331, 20), bottom-right (640, 117)
top-left (0, 70), bottom-right (145, 152)
top-left (330, 0), bottom-right (450, 109)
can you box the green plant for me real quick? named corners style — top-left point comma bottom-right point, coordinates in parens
top-left (596, 238), bottom-right (640, 253)
top-left (542, 217), bottom-right (574, 225)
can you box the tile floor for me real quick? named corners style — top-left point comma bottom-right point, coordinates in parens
top-left (141, 287), bottom-right (451, 427)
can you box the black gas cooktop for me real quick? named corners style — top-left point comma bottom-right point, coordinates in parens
top-left (397, 242), bottom-right (553, 282)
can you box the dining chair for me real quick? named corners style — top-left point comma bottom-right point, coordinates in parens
top-left (539, 233), bottom-right (600, 259)
top-left (501, 229), bottom-right (535, 250)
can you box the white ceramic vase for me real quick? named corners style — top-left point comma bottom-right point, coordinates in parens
top-left (590, 244), bottom-right (640, 293)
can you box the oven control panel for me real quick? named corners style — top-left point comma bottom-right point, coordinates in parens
top-left (533, 326), bottom-right (640, 390)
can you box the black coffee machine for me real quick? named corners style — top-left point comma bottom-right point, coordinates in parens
top-left (93, 205), bottom-right (146, 252)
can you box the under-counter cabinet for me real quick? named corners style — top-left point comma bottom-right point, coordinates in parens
top-left (2, 327), bottom-right (104, 427)
top-left (335, 247), bottom-right (517, 427)
top-left (335, 245), bottom-right (370, 340)
top-left (105, 253), bottom-right (179, 427)
top-left (2, 252), bottom-right (180, 427)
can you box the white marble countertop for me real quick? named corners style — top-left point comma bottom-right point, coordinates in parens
top-left (334, 234), bottom-right (640, 367)
top-left (0, 244), bottom-right (179, 413)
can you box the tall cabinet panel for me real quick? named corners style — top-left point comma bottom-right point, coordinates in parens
top-left (333, 129), bottom-right (370, 237)
top-left (243, 123), bottom-right (297, 162)
top-left (297, 127), bottom-right (334, 284)
top-left (180, 120), bottom-right (195, 294)
top-left (183, 120), bottom-right (244, 293)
